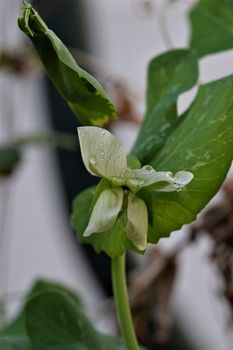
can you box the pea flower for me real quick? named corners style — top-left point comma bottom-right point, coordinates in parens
top-left (78, 127), bottom-right (193, 251)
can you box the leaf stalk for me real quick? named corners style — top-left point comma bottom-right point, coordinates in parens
top-left (111, 253), bottom-right (140, 350)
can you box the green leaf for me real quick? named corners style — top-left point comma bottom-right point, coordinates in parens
top-left (1, 281), bottom-right (128, 350)
top-left (71, 187), bottom-right (142, 257)
top-left (126, 154), bottom-right (141, 169)
top-left (0, 279), bottom-right (84, 339)
top-left (0, 281), bottom-right (129, 349)
top-left (18, 4), bottom-right (116, 126)
top-left (0, 314), bottom-right (26, 338)
top-left (189, 0), bottom-right (233, 57)
top-left (0, 147), bottom-right (21, 177)
top-left (148, 75), bottom-right (233, 243)
top-left (28, 279), bottom-right (84, 311)
top-left (25, 291), bottom-right (103, 350)
top-left (0, 336), bottom-right (30, 350)
top-left (25, 290), bottom-right (126, 350)
top-left (132, 49), bottom-right (198, 163)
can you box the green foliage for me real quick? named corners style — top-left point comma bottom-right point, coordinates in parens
top-left (0, 280), bottom-right (84, 339)
top-left (72, 74), bottom-right (233, 253)
top-left (132, 49), bottom-right (198, 163)
top-left (18, 3), bottom-right (116, 126)
top-left (148, 75), bottom-right (233, 242)
top-left (26, 291), bottom-right (104, 350)
top-left (0, 147), bottom-right (21, 177)
top-left (126, 154), bottom-right (141, 170)
top-left (0, 337), bottom-right (30, 350)
top-left (0, 280), bottom-right (127, 350)
top-left (26, 290), bottom-right (126, 350)
top-left (16, 0), bottom-right (233, 257)
top-left (13, 1), bottom-right (233, 348)
top-left (189, 0), bottom-right (233, 57)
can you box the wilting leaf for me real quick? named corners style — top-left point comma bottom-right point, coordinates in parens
top-left (18, 3), bottom-right (116, 126)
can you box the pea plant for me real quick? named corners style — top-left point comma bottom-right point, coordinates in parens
top-left (0, 0), bottom-right (233, 349)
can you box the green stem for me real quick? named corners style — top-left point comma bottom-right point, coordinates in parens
top-left (14, 132), bottom-right (78, 150)
top-left (111, 253), bottom-right (140, 350)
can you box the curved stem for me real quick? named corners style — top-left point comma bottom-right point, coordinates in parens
top-left (111, 253), bottom-right (140, 350)
top-left (14, 132), bottom-right (78, 150)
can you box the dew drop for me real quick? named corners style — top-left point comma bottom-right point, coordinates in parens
top-left (165, 172), bottom-right (172, 177)
top-left (90, 156), bottom-right (97, 166)
top-left (129, 179), bottom-right (141, 186)
top-left (142, 165), bottom-right (154, 172)
top-left (112, 176), bottom-right (124, 184)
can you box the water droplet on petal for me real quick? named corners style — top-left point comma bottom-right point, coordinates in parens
top-left (112, 176), bottom-right (124, 184)
top-left (129, 179), bottom-right (141, 186)
top-left (142, 165), bottom-right (154, 172)
top-left (165, 172), bottom-right (172, 178)
top-left (90, 156), bottom-right (97, 166)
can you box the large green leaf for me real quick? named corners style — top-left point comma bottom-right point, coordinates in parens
top-left (147, 75), bottom-right (233, 242)
top-left (132, 49), bottom-right (198, 163)
top-left (0, 281), bottom-right (127, 350)
top-left (27, 279), bottom-right (84, 311)
top-left (189, 0), bottom-right (233, 57)
top-left (0, 314), bottom-right (26, 339)
top-left (25, 290), bottom-right (126, 350)
top-left (0, 147), bottom-right (21, 177)
top-left (0, 336), bottom-right (30, 350)
top-left (0, 279), bottom-right (84, 346)
top-left (18, 3), bottom-right (116, 126)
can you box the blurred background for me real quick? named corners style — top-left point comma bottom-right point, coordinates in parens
top-left (0, 1), bottom-right (233, 349)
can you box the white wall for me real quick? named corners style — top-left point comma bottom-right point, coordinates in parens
top-left (0, 0), bottom-right (104, 322)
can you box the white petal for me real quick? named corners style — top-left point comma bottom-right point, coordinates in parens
top-left (126, 192), bottom-right (148, 251)
top-left (127, 165), bottom-right (193, 192)
top-left (157, 171), bottom-right (193, 192)
top-left (78, 127), bottom-right (127, 184)
top-left (84, 187), bottom-right (123, 237)
top-left (127, 165), bottom-right (174, 191)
